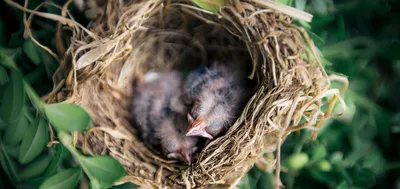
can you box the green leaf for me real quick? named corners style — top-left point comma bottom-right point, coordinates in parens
top-left (23, 108), bottom-right (35, 123)
top-left (191, 0), bottom-right (225, 12)
top-left (0, 65), bottom-right (8, 86)
top-left (351, 168), bottom-right (376, 188)
top-left (362, 148), bottom-right (386, 174)
top-left (4, 143), bottom-right (20, 159)
top-left (315, 160), bottom-right (332, 172)
top-left (44, 103), bottom-right (91, 132)
top-left (90, 180), bottom-right (101, 189)
top-left (0, 139), bottom-right (20, 182)
top-left (0, 69), bottom-right (25, 123)
top-left (23, 39), bottom-right (41, 65)
top-left (19, 155), bottom-right (52, 180)
top-left (3, 114), bottom-right (30, 145)
top-left (305, 28), bottom-right (325, 46)
top-left (284, 153), bottom-right (309, 170)
top-left (43, 144), bottom-right (68, 178)
top-left (308, 169), bottom-right (338, 185)
top-left (330, 152), bottom-right (343, 166)
top-left (19, 116), bottom-right (49, 164)
top-left (39, 168), bottom-right (82, 189)
top-left (336, 181), bottom-right (349, 189)
top-left (341, 169), bottom-right (353, 184)
top-left (15, 177), bottom-right (45, 189)
top-left (311, 144), bottom-right (327, 161)
top-left (81, 156), bottom-right (125, 188)
top-left (336, 15), bottom-right (345, 40)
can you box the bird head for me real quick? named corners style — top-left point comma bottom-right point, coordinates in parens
top-left (180, 144), bottom-right (199, 165)
top-left (167, 141), bottom-right (198, 165)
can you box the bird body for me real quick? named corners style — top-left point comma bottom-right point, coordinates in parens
top-left (184, 62), bottom-right (251, 140)
top-left (131, 70), bottom-right (198, 164)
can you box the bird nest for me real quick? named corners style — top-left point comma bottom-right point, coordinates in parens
top-left (24, 0), bottom-right (344, 188)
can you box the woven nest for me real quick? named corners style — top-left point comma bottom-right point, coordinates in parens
top-left (42, 0), bottom-right (343, 188)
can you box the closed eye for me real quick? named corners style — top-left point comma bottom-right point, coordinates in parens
top-left (161, 107), bottom-right (172, 116)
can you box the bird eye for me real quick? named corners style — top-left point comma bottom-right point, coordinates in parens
top-left (161, 107), bottom-right (172, 116)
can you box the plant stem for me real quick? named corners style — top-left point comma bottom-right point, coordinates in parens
top-left (58, 131), bottom-right (84, 160)
top-left (23, 81), bottom-right (45, 112)
top-left (58, 131), bottom-right (96, 187)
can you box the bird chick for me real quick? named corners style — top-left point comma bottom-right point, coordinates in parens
top-left (184, 62), bottom-right (251, 140)
top-left (132, 71), bottom-right (184, 147)
top-left (157, 110), bottom-right (199, 164)
top-left (131, 70), bottom-right (198, 164)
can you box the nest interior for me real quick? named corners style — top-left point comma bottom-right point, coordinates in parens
top-left (47, 0), bottom-right (333, 188)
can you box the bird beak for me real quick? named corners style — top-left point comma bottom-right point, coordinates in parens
top-left (186, 119), bottom-right (213, 140)
top-left (180, 151), bottom-right (191, 165)
top-left (187, 113), bottom-right (194, 124)
top-left (168, 152), bottom-right (191, 164)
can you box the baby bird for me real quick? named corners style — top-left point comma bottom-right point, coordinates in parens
top-left (184, 62), bottom-right (251, 140)
top-left (132, 71), bottom-right (184, 147)
top-left (157, 110), bottom-right (199, 164)
top-left (131, 70), bottom-right (198, 164)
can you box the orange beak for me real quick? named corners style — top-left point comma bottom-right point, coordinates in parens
top-left (186, 118), bottom-right (213, 140)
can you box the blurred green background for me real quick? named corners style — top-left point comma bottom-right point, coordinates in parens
top-left (0, 0), bottom-right (399, 189)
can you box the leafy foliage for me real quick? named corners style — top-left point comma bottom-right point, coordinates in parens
top-left (0, 0), bottom-right (126, 188)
